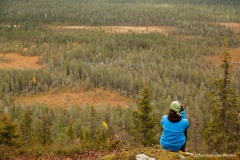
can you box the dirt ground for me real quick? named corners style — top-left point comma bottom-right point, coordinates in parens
top-left (48, 25), bottom-right (174, 34)
top-left (219, 22), bottom-right (240, 32)
top-left (14, 88), bottom-right (133, 108)
top-left (0, 53), bottom-right (44, 69)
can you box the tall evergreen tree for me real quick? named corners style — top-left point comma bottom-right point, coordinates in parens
top-left (0, 114), bottom-right (20, 146)
top-left (83, 127), bottom-right (91, 141)
top-left (204, 44), bottom-right (240, 153)
top-left (37, 114), bottom-right (52, 145)
top-left (132, 84), bottom-right (157, 147)
top-left (66, 120), bottom-right (74, 142)
top-left (20, 109), bottom-right (34, 145)
top-left (90, 106), bottom-right (97, 140)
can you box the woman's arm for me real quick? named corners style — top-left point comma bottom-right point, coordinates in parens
top-left (180, 105), bottom-right (188, 119)
top-left (181, 106), bottom-right (190, 129)
top-left (181, 111), bottom-right (188, 119)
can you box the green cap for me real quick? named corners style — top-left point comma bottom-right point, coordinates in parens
top-left (170, 101), bottom-right (181, 116)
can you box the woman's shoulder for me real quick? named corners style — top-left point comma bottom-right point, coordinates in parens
top-left (161, 115), bottom-right (168, 123)
top-left (162, 115), bottom-right (168, 120)
top-left (181, 118), bottom-right (189, 124)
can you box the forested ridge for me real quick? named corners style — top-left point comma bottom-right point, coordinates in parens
top-left (0, 0), bottom-right (239, 159)
top-left (1, 0), bottom-right (240, 25)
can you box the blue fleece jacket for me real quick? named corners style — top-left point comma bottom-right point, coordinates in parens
top-left (160, 111), bottom-right (189, 152)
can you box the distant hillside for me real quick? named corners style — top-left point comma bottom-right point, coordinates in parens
top-left (1, 0), bottom-right (240, 25)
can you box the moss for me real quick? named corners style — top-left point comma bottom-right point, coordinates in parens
top-left (100, 146), bottom-right (181, 160)
top-left (101, 146), bottom-right (240, 160)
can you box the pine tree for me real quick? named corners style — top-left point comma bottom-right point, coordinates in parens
top-left (83, 127), bottom-right (91, 141)
top-left (90, 106), bottom-right (97, 140)
top-left (96, 128), bottom-right (107, 143)
top-left (204, 44), bottom-right (240, 153)
top-left (0, 114), bottom-right (20, 146)
top-left (37, 115), bottom-right (52, 145)
top-left (66, 121), bottom-right (74, 142)
top-left (132, 84), bottom-right (157, 147)
top-left (73, 118), bottom-right (83, 139)
top-left (20, 109), bottom-right (34, 145)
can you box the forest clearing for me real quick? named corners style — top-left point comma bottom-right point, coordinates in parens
top-left (48, 25), bottom-right (174, 34)
top-left (219, 22), bottom-right (240, 33)
top-left (14, 88), bottom-right (132, 108)
top-left (0, 53), bottom-right (44, 69)
top-left (206, 48), bottom-right (240, 65)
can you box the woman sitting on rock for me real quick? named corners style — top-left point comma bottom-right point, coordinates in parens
top-left (160, 101), bottom-right (189, 152)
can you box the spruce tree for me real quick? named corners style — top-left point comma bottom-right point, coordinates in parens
top-left (20, 109), bottom-right (33, 145)
top-left (90, 106), bottom-right (97, 140)
top-left (132, 84), bottom-right (157, 147)
top-left (0, 114), bottom-right (20, 146)
top-left (37, 115), bottom-right (52, 145)
top-left (204, 44), bottom-right (240, 153)
top-left (66, 121), bottom-right (74, 142)
top-left (83, 127), bottom-right (91, 141)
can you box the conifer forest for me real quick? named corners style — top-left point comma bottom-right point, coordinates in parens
top-left (0, 0), bottom-right (239, 159)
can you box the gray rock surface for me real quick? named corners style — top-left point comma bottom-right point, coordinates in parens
top-left (178, 154), bottom-right (186, 160)
top-left (135, 153), bottom-right (156, 160)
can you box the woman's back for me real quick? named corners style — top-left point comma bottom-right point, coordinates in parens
top-left (160, 111), bottom-right (189, 151)
top-left (160, 101), bottom-right (189, 152)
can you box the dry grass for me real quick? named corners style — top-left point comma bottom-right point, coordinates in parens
top-left (0, 53), bottom-right (44, 69)
top-left (48, 25), bottom-right (174, 34)
top-left (14, 88), bottom-right (133, 108)
top-left (205, 48), bottom-right (240, 65)
top-left (219, 23), bottom-right (240, 32)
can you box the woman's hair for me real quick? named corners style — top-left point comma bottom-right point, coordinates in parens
top-left (169, 109), bottom-right (176, 115)
top-left (168, 109), bottom-right (181, 123)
